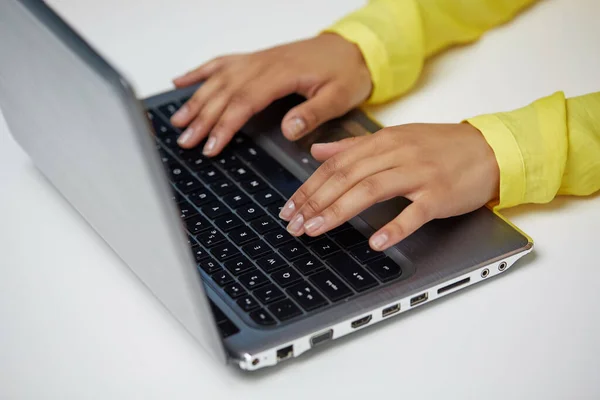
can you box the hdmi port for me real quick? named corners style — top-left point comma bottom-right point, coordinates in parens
top-left (351, 315), bottom-right (372, 329)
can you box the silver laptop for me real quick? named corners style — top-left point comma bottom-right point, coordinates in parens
top-left (0, 0), bottom-right (533, 371)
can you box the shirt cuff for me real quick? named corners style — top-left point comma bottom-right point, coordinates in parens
top-left (466, 114), bottom-right (527, 210)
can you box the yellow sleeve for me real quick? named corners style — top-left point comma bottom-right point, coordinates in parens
top-left (467, 92), bottom-right (600, 209)
top-left (325, 0), bottom-right (538, 104)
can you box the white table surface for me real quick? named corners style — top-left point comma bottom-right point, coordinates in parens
top-left (1, 0), bottom-right (599, 398)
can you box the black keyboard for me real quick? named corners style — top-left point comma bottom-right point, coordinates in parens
top-left (147, 97), bottom-right (404, 329)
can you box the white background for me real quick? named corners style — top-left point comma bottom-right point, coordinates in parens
top-left (1, 0), bottom-right (599, 398)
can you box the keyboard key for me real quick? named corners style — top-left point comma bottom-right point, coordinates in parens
top-left (224, 255), bottom-right (255, 275)
top-left (148, 110), bottom-right (173, 136)
top-left (268, 299), bottom-right (302, 322)
top-left (241, 177), bottom-right (267, 194)
top-left (223, 190), bottom-right (251, 208)
top-left (250, 309), bottom-right (276, 326)
top-left (176, 178), bottom-right (203, 194)
top-left (161, 135), bottom-right (180, 149)
top-left (197, 229), bottom-right (226, 247)
top-left (266, 203), bottom-right (285, 219)
top-left (215, 151), bottom-right (241, 169)
top-left (253, 284), bottom-right (285, 304)
top-left (238, 270), bottom-right (270, 290)
top-left (309, 270), bottom-right (353, 302)
top-left (185, 215), bottom-right (211, 235)
top-left (197, 256), bottom-right (221, 274)
top-left (237, 295), bottom-right (260, 312)
top-left (327, 253), bottom-right (378, 292)
top-left (287, 282), bottom-right (328, 311)
top-left (212, 270), bottom-right (234, 286)
top-left (168, 163), bottom-right (191, 181)
top-left (214, 214), bottom-right (243, 232)
top-left (229, 166), bottom-right (254, 181)
top-left (350, 243), bottom-right (385, 263)
top-left (170, 190), bottom-right (185, 205)
top-left (188, 189), bottom-right (216, 207)
top-left (329, 222), bottom-right (353, 235)
top-left (158, 102), bottom-right (180, 118)
top-left (279, 241), bottom-right (309, 261)
top-left (264, 228), bottom-right (295, 247)
top-left (256, 254), bottom-right (287, 273)
top-left (178, 203), bottom-right (198, 220)
top-left (228, 227), bottom-right (258, 245)
top-left (250, 216), bottom-right (278, 234)
top-left (237, 203), bottom-right (265, 222)
top-left (185, 152), bottom-right (209, 171)
top-left (293, 255), bottom-right (324, 275)
top-left (198, 167), bottom-right (224, 183)
top-left (298, 234), bottom-right (320, 244)
top-left (210, 301), bottom-right (228, 323)
top-left (366, 257), bottom-right (402, 282)
top-left (310, 238), bottom-right (341, 259)
top-left (190, 245), bottom-right (209, 262)
top-left (211, 180), bottom-right (236, 196)
top-left (201, 201), bottom-right (228, 219)
top-left (186, 234), bottom-right (196, 247)
top-left (224, 283), bottom-right (246, 299)
top-left (210, 242), bottom-right (240, 261)
top-left (219, 319), bottom-right (239, 338)
top-left (254, 189), bottom-right (282, 207)
top-left (242, 240), bottom-right (271, 258)
top-left (331, 228), bottom-right (367, 249)
top-left (271, 267), bottom-right (302, 287)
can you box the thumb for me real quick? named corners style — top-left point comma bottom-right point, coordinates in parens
top-left (310, 135), bottom-right (369, 162)
top-left (280, 85), bottom-right (353, 141)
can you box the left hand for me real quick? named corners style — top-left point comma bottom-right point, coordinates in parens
top-left (278, 123), bottom-right (500, 251)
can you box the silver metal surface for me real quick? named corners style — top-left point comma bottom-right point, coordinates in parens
top-left (0, 0), bottom-right (226, 363)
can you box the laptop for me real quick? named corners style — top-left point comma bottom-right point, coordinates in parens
top-left (0, 0), bottom-right (533, 371)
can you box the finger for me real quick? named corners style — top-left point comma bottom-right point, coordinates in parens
top-left (280, 85), bottom-right (353, 141)
top-left (203, 73), bottom-right (299, 156)
top-left (171, 75), bottom-right (225, 128)
top-left (369, 200), bottom-right (434, 251)
top-left (289, 168), bottom-right (416, 237)
top-left (173, 58), bottom-right (225, 88)
top-left (289, 152), bottom-right (398, 234)
top-left (177, 94), bottom-right (229, 149)
top-left (310, 135), bottom-right (369, 162)
top-left (280, 133), bottom-right (381, 222)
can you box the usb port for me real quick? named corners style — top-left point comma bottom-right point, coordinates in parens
top-left (410, 292), bottom-right (429, 307)
top-left (350, 315), bottom-right (372, 329)
top-left (382, 304), bottom-right (401, 318)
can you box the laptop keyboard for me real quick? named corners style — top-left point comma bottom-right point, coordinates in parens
top-left (147, 97), bottom-right (404, 329)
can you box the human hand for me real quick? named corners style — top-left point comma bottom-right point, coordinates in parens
top-left (170, 33), bottom-right (372, 156)
top-left (278, 123), bottom-right (500, 251)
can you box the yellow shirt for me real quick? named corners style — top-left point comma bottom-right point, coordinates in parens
top-left (325, 0), bottom-right (600, 210)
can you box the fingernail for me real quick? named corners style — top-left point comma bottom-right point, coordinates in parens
top-left (285, 117), bottom-right (306, 138)
top-left (370, 232), bottom-right (388, 250)
top-left (171, 104), bottom-right (189, 122)
top-left (177, 127), bottom-right (194, 146)
top-left (304, 216), bottom-right (324, 234)
top-left (203, 136), bottom-right (217, 155)
top-left (279, 200), bottom-right (296, 220)
top-left (287, 214), bottom-right (304, 235)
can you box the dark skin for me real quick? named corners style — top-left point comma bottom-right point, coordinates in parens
top-left (170, 33), bottom-right (500, 250)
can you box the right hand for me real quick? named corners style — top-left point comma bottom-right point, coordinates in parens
top-left (170, 33), bottom-right (373, 156)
